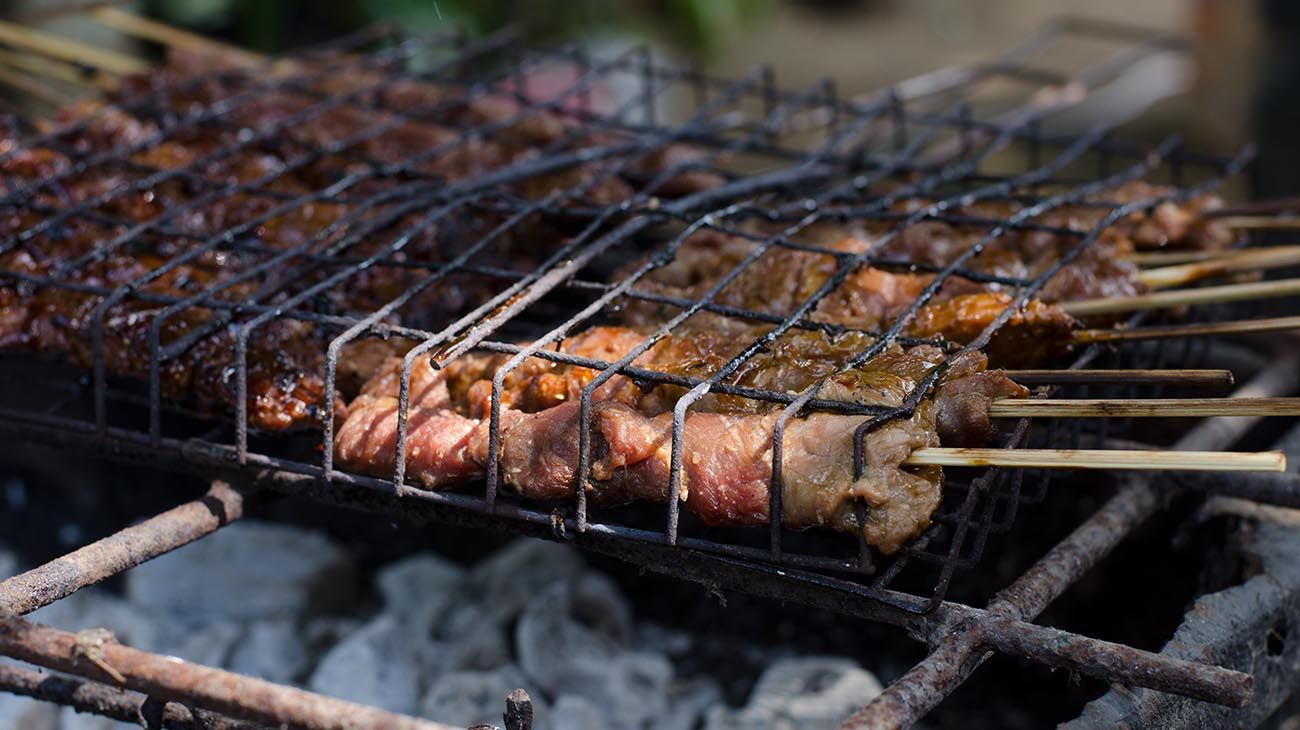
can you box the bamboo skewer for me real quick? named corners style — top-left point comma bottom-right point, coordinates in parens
top-left (1128, 249), bottom-right (1225, 267)
top-left (1073, 315), bottom-right (1300, 343)
top-left (0, 46), bottom-right (115, 91)
top-left (904, 447), bottom-right (1285, 472)
top-left (1213, 216), bottom-right (1300, 231)
top-left (1061, 276), bottom-right (1300, 317)
top-left (0, 19), bottom-right (147, 76)
top-left (1004, 369), bottom-right (1234, 387)
top-left (988, 397), bottom-right (1300, 418)
top-left (1136, 245), bottom-right (1300, 289)
top-left (1201, 196), bottom-right (1300, 219)
top-left (86, 5), bottom-right (264, 66)
top-left (0, 64), bottom-right (78, 107)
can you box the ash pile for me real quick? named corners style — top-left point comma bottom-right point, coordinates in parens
top-left (0, 520), bottom-right (882, 730)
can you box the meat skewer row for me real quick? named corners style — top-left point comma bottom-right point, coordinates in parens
top-left (0, 50), bottom-right (722, 431)
top-left (0, 32), bottom-right (1258, 430)
top-left (336, 323), bottom-right (1033, 554)
top-left (620, 203), bottom-right (1290, 368)
top-left (333, 317), bottom-right (1292, 553)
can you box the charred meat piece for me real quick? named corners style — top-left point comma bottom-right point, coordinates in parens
top-left (335, 324), bottom-right (1027, 553)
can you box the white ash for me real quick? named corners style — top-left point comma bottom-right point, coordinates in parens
top-left (125, 520), bottom-right (358, 622)
top-left (0, 525), bottom-right (882, 729)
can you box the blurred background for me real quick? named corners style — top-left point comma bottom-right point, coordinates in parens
top-left (6, 1), bottom-right (1292, 176)
top-left (0, 0), bottom-right (1272, 156)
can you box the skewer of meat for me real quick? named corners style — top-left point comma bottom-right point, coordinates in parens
top-left (332, 314), bottom-right (1293, 552)
top-left (619, 202), bottom-right (1292, 367)
top-left (335, 324), bottom-right (1029, 553)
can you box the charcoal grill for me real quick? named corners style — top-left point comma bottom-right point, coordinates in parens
top-left (1, 11), bottom-right (1299, 730)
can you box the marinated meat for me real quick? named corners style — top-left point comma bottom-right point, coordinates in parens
top-left (335, 324), bottom-right (1028, 553)
top-left (622, 183), bottom-right (1235, 352)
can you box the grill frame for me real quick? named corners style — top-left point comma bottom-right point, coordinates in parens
top-left (0, 13), bottom-right (1296, 730)
top-left (0, 15), bottom-right (1255, 613)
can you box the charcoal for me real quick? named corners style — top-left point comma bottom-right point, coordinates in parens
top-left (546, 694), bottom-right (609, 730)
top-left (657, 677), bottom-right (725, 730)
top-left (460, 540), bottom-right (584, 625)
top-left (124, 521), bottom-right (356, 622)
top-left (376, 551), bottom-right (465, 633)
top-left (156, 619), bottom-right (242, 668)
top-left (308, 614), bottom-right (435, 716)
top-left (514, 581), bottom-right (623, 693)
top-left (59, 707), bottom-right (133, 730)
top-left (227, 618), bottom-right (312, 684)
top-left (28, 591), bottom-right (161, 656)
top-left (703, 656), bottom-right (882, 730)
top-left (420, 665), bottom-right (541, 729)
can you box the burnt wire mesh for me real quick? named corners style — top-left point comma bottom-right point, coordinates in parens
top-left (0, 18), bottom-right (1253, 613)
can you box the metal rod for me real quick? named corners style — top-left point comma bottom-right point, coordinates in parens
top-left (224, 463), bottom-right (1258, 712)
top-left (0, 615), bottom-right (456, 730)
top-left (975, 614), bottom-right (1251, 707)
top-left (1165, 471), bottom-right (1300, 508)
top-left (0, 481), bottom-right (249, 615)
top-left (0, 407), bottom-right (1263, 715)
top-left (0, 663), bottom-right (262, 730)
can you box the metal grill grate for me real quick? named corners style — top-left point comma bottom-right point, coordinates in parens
top-left (0, 17), bottom-right (1254, 614)
top-left (0, 14), bottom-right (1294, 729)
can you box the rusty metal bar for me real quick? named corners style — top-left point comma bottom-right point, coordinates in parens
top-left (0, 614), bottom-right (457, 730)
top-left (0, 407), bottom-right (1261, 713)
top-left (231, 461), bottom-right (1256, 709)
top-left (839, 350), bottom-right (1300, 729)
top-left (0, 397), bottom-right (1270, 714)
top-left (0, 481), bottom-right (249, 615)
top-left (1065, 499), bottom-right (1300, 727)
top-left (975, 615), bottom-right (1251, 706)
top-left (0, 663), bottom-right (264, 730)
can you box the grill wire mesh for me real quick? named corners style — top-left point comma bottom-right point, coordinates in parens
top-left (0, 18), bottom-right (1254, 615)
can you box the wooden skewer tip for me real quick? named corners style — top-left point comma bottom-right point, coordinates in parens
top-left (906, 447), bottom-right (1285, 472)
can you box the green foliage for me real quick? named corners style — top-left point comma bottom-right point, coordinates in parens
top-left (144, 0), bottom-right (770, 54)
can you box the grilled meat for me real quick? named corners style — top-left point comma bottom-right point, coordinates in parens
top-left (0, 56), bottom-right (721, 430)
top-left (335, 324), bottom-right (1027, 552)
top-left (620, 228), bottom-right (1084, 366)
top-left (618, 187), bottom-right (1229, 367)
top-left (627, 182), bottom-right (1232, 303)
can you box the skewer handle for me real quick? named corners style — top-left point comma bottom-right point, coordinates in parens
top-left (989, 397), bottom-right (1300, 418)
top-left (1074, 315), bottom-right (1300, 343)
top-left (1129, 249), bottom-right (1224, 267)
top-left (1137, 245), bottom-right (1300, 289)
top-left (86, 6), bottom-right (263, 65)
top-left (1005, 369), bottom-right (1234, 387)
top-left (1063, 276), bottom-right (1300, 317)
top-left (0, 19), bottom-right (146, 75)
top-left (906, 447), bottom-right (1286, 472)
